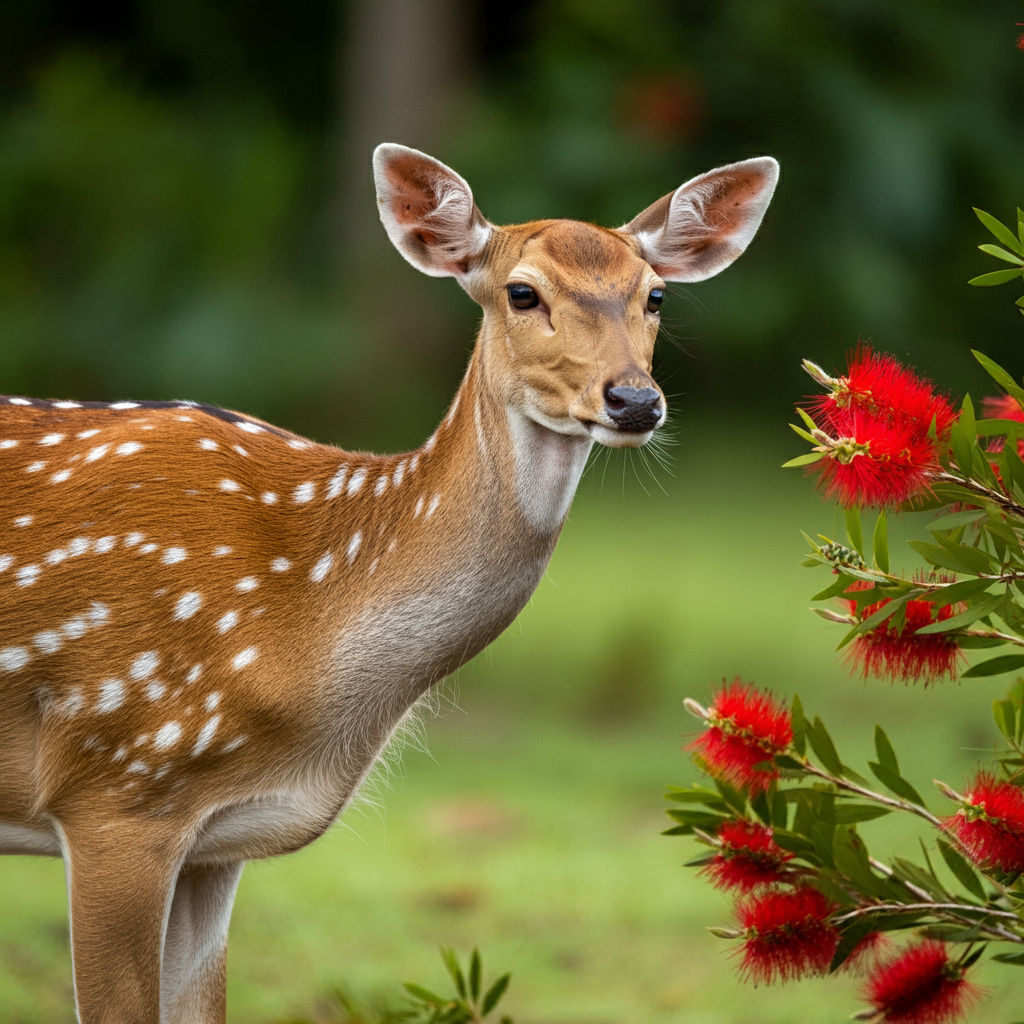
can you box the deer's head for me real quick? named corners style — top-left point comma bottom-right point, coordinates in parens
top-left (374, 145), bottom-right (778, 449)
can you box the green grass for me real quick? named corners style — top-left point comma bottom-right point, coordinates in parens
top-left (3, 417), bottom-right (1024, 1022)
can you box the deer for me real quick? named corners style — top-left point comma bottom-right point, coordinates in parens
top-left (0, 143), bottom-right (778, 1022)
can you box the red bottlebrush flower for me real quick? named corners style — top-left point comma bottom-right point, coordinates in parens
top-left (842, 930), bottom-right (888, 976)
top-left (863, 941), bottom-right (981, 1024)
top-left (689, 680), bottom-right (792, 793)
top-left (943, 770), bottom-right (1024, 872)
top-left (981, 394), bottom-right (1024, 422)
top-left (734, 885), bottom-right (839, 984)
top-left (701, 820), bottom-right (794, 892)
top-left (809, 346), bottom-right (957, 440)
top-left (843, 582), bottom-right (963, 684)
top-left (809, 408), bottom-right (942, 508)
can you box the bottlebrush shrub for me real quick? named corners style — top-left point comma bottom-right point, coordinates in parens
top-left (671, 210), bottom-right (1024, 1024)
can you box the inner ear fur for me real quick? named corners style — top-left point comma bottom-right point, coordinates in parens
top-left (373, 143), bottom-right (492, 279)
top-left (621, 157), bottom-right (779, 283)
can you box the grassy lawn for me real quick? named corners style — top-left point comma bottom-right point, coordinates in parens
top-left (3, 417), bottom-right (1023, 1022)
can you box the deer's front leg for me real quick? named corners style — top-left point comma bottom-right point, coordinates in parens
top-left (161, 860), bottom-right (244, 1024)
top-left (60, 820), bottom-right (180, 1024)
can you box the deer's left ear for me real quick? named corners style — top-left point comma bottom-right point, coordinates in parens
top-left (373, 143), bottom-right (493, 279)
top-left (620, 157), bottom-right (779, 283)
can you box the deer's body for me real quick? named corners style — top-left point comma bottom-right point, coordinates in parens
top-left (0, 146), bottom-right (777, 1022)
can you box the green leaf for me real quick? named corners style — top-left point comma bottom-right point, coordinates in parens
top-left (963, 654), bottom-right (1024, 678)
top-left (664, 787), bottom-right (730, 806)
top-left (790, 693), bottom-right (806, 756)
top-left (772, 790), bottom-right (788, 829)
top-left (789, 421), bottom-right (818, 444)
top-left (973, 351), bottom-right (1024, 405)
top-left (481, 974), bottom-right (511, 1016)
top-left (442, 949), bottom-right (467, 998)
top-left (992, 950), bottom-right (1024, 965)
top-left (469, 949), bottom-right (481, 1001)
top-left (974, 208), bottom-right (1024, 255)
top-left (955, 634), bottom-right (1006, 649)
top-left (968, 268), bottom-right (1023, 286)
top-left (405, 983), bottom-right (448, 1006)
top-left (959, 394), bottom-right (976, 440)
top-left (994, 698), bottom-right (1017, 741)
top-left (782, 451), bottom-right (825, 468)
top-left (929, 578), bottom-right (993, 604)
top-left (948, 422), bottom-right (974, 478)
top-left (872, 511), bottom-right (889, 574)
top-left (979, 243), bottom-right (1024, 265)
top-left (812, 574), bottom-right (858, 602)
top-left (908, 540), bottom-right (986, 576)
top-left (873, 725), bottom-right (900, 775)
top-left (974, 417), bottom-right (1024, 436)
top-left (833, 803), bottom-right (892, 823)
top-left (845, 507), bottom-right (864, 557)
top-left (936, 839), bottom-right (987, 901)
top-left (892, 858), bottom-right (949, 901)
top-left (926, 509), bottom-right (987, 532)
top-left (914, 592), bottom-right (1004, 634)
top-left (833, 825), bottom-right (884, 894)
top-left (868, 762), bottom-right (926, 806)
top-left (934, 534), bottom-right (995, 574)
top-left (806, 716), bottom-right (843, 776)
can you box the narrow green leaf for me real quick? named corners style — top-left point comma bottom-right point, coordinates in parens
top-left (949, 422), bottom-right (974, 477)
top-left (833, 803), bottom-right (892, 823)
top-left (926, 509), bottom-right (986, 532)
top-left (796, 406), bottom-right (818, 432)
top-left (936, 839), bottom-right (987, 901)
top-left (833, 825), bottom-right (884, 894)
top-left (959, 394), bottom-right (976, 440)
top-left (930, 577), bottom-right (993, 604)
top-left (405, 983), bottom-right (448, 1006)
top-left (872, 511), bottom-right (889, 574)
top-left (993, 698), bottom-right (1015, 741)
top-left (873, 726), bottom-right (899, 775)
top-left (783, 451), bottom-right (825, 468)
top-left (892, 858), bottom-right (949, 901)
top-left (974, 208), bottom-right (1024, 255)
top-left (955, 634), bottom-right (1006, 649)
top-left (968, 268), bottom-right (1023, 286)
top-left (772, 790), bottom-right (788, 829)
top-left (806, 716), bottom-right (843, 776)
top-left (933, 534), bottom-right (995, 574)
top-left (868, 762), bottom-right (926, 806)
top-left (914, 592), bottom-right (1004, 634)
top-left (973, 351), bottom-right (1024, 404)
top-left (481, 974), bottom-right (511, 1016)
top-left (963, 654), bottom-right (1024, 678)
top-left (789, 421), bottom-right (818, 444)
top-left (908, 540), bottom-right (982, 576)
top-left (1002, 440), bottom-right (1024, 496)
top-left (469, 949), bottom-right (481, 1001)
top-left (974, 417), bottom-right (1024, 436)
top-left (845, 507), bottom-right (864, 557)
top-left (979, 243), bottom-right (1024, 265)
top-left (991, 950), bottom-right (1024, 965)
top-left (441, 949), bottom-right (467, 998)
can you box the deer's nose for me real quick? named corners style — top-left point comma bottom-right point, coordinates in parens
top-left (603, 385), bottom-right (663, 432)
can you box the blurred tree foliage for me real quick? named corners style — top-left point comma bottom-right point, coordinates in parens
top-left (0, 0), bottom-right (1021, 450)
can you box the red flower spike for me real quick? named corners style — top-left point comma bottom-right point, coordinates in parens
top-left (689, 680), bottom-right (792, 793)
top-left (701, 820), bottom-right (794, 892)
top-left (809, 347), bottom-right (956, 441)
top-left (842, 930), bottom-right (888, 976)
top-left (843, 581), bottom-right (963, 685)
top-left (734, 885), bottom-right (839, 985)
top-left (981, 394), bottom-right (1024, 423)
top-left (863, 941), bottom-right (981, 1024)
top-left (943, 771), bottom-right (1024, 872)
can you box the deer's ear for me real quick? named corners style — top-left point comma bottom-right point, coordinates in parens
top-left (373, 144), bottom-right (492, 279)
top-left (621, 157), bottom-right (779, 283)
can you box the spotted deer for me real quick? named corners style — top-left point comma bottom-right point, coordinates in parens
top-left (0, 144), bottom-right (778, 1022)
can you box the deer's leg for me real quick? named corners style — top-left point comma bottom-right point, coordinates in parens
top-left (60, 823), bottom-right (179, 1024)
top-left (161, 860), bottom-right (244, 1024)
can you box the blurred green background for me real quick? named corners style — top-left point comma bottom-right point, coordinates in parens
top-left (2, 1), bottom-right (1024, 1021)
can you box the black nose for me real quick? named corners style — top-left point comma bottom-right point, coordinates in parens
top-left (604, 385), bottom-right (663, 432)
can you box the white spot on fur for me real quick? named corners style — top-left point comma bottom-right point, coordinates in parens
top-left (198, 438), bottom-right (219, 450)
top-left (58, 688), bottom-right (84, 717)
top-left (68, 537), bottom-right (90, 556)
top-left (233, 445), bottom-right (248, 456)
top-left (49, 469), bottom-right (72, 484)
top-left (0, 647), bottom-right (30, 672)
top-left (39, 433), bottom-right (64, 446)
top-left (393, 460), bottom-right (406, 487)
top-left (33, 631), bottom-right (62, 654)
top-left (139, 543), bottom-right (158, 555)
top-left (231, 647), bottom-right (257, 670)
top-left (89, 602), bottom-right (110, 626)
top-left (93, 536), bottom-right (116, 554)
top-left (310, 552), bottom-right (333, 582)
top-left (95, 679), bottom-right (125, 713)
top-left (236, 421), bottom-right (262, 434)
top-left (77, 429), bottom-right (100, 439)
top-left (374, 475), bottom-right (389, 497)
top-left (45, 548), bottom-right (67, 565)
top-left (293, 481), bottom-right (315, 504)
top-left (261, 491), bottom-right (278, 504)
top-left (153, 722), bottom-right (182, 750)
top-left (54, 402), bottom-right (81, 409)
top-left (222, 735), bottom-right (247, 753)
top-left (16, 564), bottom-right (40, 586)
top-left (186, 664), bottom-right (203, 684)
top-left (192, 715), bottom-right (221, 756)
top-left (124, 532), bottom-right (144, 547)
top-left (216, 611), bottom-right (239, 633)
top-left (409, 454), bottom-right (420, 473)
top-left (112, 746), bottom-right (127, 762)
top-left (325, 464), bottom-right (348, 499)
top-left (85, 444), bottom-right (109, 462)
top-left (0, 439), bottom-right (17, 449)
top-left (126, 761), bottom-right (149, 774)
top-left (270, 557), bottom-right (291, 572)
top-left (146, 681), bottom-right (166, 701)
top-left (174, 592), bottom-right (203, 620)
top-left (162, 547), bottom-right (187, 565)
top-left (130, 651), bottom-right (160, 681)
top-left (212, 545), bottom-right (232, 557)
top-left (111, 402), bottom-right (140, 410)
top-left (346, 532), bottom-right (362, 565)
top-left (115, 441), bottom-right (144, 456)
top-left (235, 577), bottom-right (258, 593)
top-left (425, 494), bottom-right (441, 519)
top-left (347, 467), bottom-right (367, 496)
top-left (62, 618), bottom-right (87, 639)
top-left (13, 515), bottom-right (33, 527)
top-left (26, 461), bottom-right (45, 473)
top-left (205, 692), bottom-right (221, 711)
top-left (218, 479), bottom-right (241, 492)
top-left (414, 496), bottom-right (424, 517)
top-left (0, 555), bottom-right (11, 572)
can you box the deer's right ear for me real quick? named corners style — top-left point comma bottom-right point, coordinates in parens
top-left (373, 144), bottom-right (492, 279)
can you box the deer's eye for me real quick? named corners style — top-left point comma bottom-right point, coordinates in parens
top-left (647, 288), bottom-right (664, 313)
top-left (508, 283), bottom-right (540, 310)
